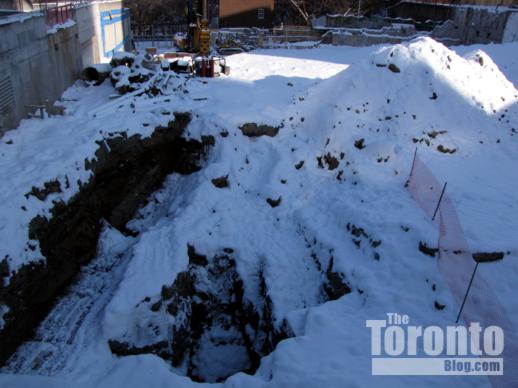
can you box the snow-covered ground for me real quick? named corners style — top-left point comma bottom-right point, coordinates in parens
top-left (1, 38), bottom-right (518, 387)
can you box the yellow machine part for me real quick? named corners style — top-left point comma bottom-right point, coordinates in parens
top-left (199, 19), bottom-right (210, 56)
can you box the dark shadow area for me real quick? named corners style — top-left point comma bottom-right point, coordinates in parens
top-left (108, 244), bottom-right (351, 383)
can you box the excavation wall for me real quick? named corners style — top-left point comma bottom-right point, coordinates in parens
top-left (0, 113), bottom-right (209, 365)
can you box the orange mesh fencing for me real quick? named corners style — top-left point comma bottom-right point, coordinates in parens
top-left (407, 153), bottom-right (518, 387)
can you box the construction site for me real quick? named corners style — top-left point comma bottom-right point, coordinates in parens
top-left (1, 0), bottom-right (517, 133)
top-left (0, 0), bottom-right (518, 387)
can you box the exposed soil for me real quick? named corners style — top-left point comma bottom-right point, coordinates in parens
top-left (109, 246), bottom-right (293, 383)
top-left (388, 64), bottom-right (401, 73)
top-left (419, 241), bottom-right (439, 257)
top-left (239, 123), bottom-right (279, 138)
top-left (211, 175), bottom-right (229, 188)
top-left (108, 244), bottom-right (351, 383)
top-left (0, 112), bottom-right (209, 366)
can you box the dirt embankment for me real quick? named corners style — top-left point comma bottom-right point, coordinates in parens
top-left (0, 112), bottom-right (212, 365)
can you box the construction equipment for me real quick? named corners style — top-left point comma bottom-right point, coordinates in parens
top-left (199, 18), bottom-right (210, 56)
top-left (187, 0), bottom-right (210, 55)
top-left (184, 0), bottom-right (230, 77)
top-left (194, 56), bottom-right (230, 77)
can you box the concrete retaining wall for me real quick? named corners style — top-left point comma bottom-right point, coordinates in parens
top-left (0, 0), bottom-right (32, 11)
top-left (502, 12), bottom-right (518, 42)
top-left (75, 4), bottom-right (101, 68)
top-left (326, 15), bottom-right (392, 30)
top-left (0, 1), bottom-right (132, 135)
top-left (75, 2), bottom-right (132, 66)
top-left (431, 7), bottom-right (517, 45)
top-left (390, 2), bottom-right (518, 45)
top-left (323, 4), bottom-right (518, 47)
top-left (323, 24), bottom-right (419, 47)
top-left (450, 7), bottom-right (511, 44)
top-left (0, 14), bottom-right (80, 134)
top-left (388, 2), bottom-right (455, 22)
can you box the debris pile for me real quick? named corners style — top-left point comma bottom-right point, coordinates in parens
top-left (82, 51), bottom-right (230, 95)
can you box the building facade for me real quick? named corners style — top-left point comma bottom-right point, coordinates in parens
top-left (219, 0), bottom-right (275, 28)
top-left (0, 0), bottom-right (33, 11)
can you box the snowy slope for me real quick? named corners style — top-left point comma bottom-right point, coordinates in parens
top-left (455, 42), bottom-right (518, 88)
top-left (1, 38), bottom-right (518, 387)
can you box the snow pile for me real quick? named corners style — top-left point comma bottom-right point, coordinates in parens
top-left (284, 37), bottom-right (518, 253)
top-left (0, 38), bottom-right (517, 387)
top-left (109, 52), bottom-right (156, 94)
top-left (47, 19), bottom-right (76, 35)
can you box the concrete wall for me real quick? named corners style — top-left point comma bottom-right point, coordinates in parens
top-left (97, 3), bottom-right (132, 59)
top-left (454, 7), bottom-right (510, 44)
top-left (388, 2), bottom-right (455, 22)
top-left (327, 31), bottom-right (411, 46)
top-left (0, 0), bottom-right (33, 11)
top-left (75, 4), bottom-right (101, 67)
top-left (389, 2), bottom-right (518, 45)
top-left (324, 24), bottom-right (419, 47)
top-left (326, 15), bottom-right (392, 30)
top-left (502, 12), bottom-right (518, 42)
top-left (0, 14), bottom-right (81, 133)
top-left (0, 1), bottom-right (132, 135)
top-left (319, 4), bottom-right (518, 47)
top-left (431, 7), bottom-right (518, 44)
top-left (75, 1), bottom-right (133, 66)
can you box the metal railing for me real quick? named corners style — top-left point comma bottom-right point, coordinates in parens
top-left (33, 0), bottom-right (92, 27)
top-left (45, 3), bottom-right (73, 26)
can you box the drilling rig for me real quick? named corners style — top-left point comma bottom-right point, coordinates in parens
top-left (187, 0), bottom-right (211, 55)
top-left (184, 0), bottom-right (230, 77)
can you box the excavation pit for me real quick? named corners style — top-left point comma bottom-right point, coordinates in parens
top-left (110, 247), bottom-right (292, 383)
top-left (0, 112), bottom-right (208, 366)
top-left (109, 245), bottom-right (352, 383)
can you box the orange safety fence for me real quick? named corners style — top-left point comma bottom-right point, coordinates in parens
top-left (406, 152), bottom-right (518, 387)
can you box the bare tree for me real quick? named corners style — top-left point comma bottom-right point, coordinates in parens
top-left (315, 0), bottom-right (353, 15)
top-left (286, 0), bottom-right (310, 23)
top-left (126, 0), bottom-right (189, 25)
top-left (284, 0), bottom-right (384, 23)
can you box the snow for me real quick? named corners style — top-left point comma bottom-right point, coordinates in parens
top-left (112, 51), bottom-right (136, 61)
top-left (454, 42), bottom-right (518, 88)
top-left (0, 11), bottom-right (41, 26)
top-left (47, 19), bottom-right (76, 35)
top-left (1, 38), bottom-right (518, 387)
top-left (0, 305), bottom-right (8, 331)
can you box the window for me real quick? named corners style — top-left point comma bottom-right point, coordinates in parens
top-left (257, 8), bottom-right (265, 20)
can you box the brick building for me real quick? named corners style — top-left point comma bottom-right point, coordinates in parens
top-left (219, 0), bottom-right (275, 28)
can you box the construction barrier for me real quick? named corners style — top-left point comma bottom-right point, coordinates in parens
top-left (406, 152), bottom-right (518, 387)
